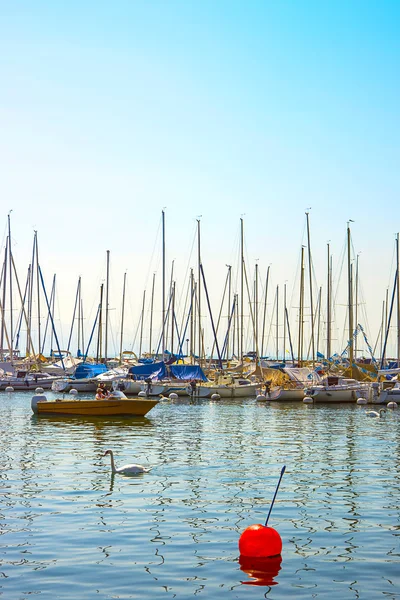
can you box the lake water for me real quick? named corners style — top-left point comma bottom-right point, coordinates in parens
top-left (1, 391), bottom-right (399, 599)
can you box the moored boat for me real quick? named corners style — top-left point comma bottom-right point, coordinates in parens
top-left (187, 374), bottom-right (259, 398)
top-left (31, 390), bottom-right (159, 417)
top-left (304, 376), bottom-right (370, 402)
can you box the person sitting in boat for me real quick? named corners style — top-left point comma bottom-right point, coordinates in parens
top-left (96, 386), bottom-right (109, 400)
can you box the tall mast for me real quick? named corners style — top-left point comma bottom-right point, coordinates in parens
top-left (254, 263), bottom-right (259, 356)
top-left (275, 285), bottom-right (279, 360)
top-left (197, 218), bottom-right (201, 365)
top-left (240, 218), bottom-right (244, 362)
top-left (35, 232), bottom-right (41, 355)
top-left (283, 282), bottom-right (287, 363)
top-left (8, 212), bottom-right (13, 359)
top-left (306, 211), bottom-right (315, 368)
top-left (347, 222), bottom-right (354, 377)
top-left (355, 253), bottom-right (360, 360)
top-left (162, 210), bottom-right (166, 361)
top-left (149, 272), bottom-right (155, 355)
top-left (227, 265), bottom-right (232, 361)
top-left (298, 246), bottom-right (305, 367)
top-left (396, 233), bottom-right (400, 367)
top-left (190, 269), bottom-right (194, 363)
top-left (105, 250), bottom-right (110, 362)
top-left (77, 276), bottom-right (81, 356)
top-left (0, 236), bottom-right (7, 359)
top-left (171, 281), bottom-right (175, 356)
top-left (327, 243), bottom-right (331, 361)
top-left (236, 293), bottom-right (240, 358)
top-left (232, 294), bottom-right (236, 357)
top-left (119, 272), bottom-right (126, 363)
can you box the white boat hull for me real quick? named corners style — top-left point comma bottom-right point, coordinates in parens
top-left (190, 383), bottom-right (259, 398)
top-left (141, 382), bottom-right (189, 396)
top-left (268, 387), bottom-right (305, 401)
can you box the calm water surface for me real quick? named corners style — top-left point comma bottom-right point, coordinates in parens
top-left (1, 391), bottom-right (399, 599)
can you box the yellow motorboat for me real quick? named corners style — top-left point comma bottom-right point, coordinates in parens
top-left (31, 390), bottom-right (159, 417)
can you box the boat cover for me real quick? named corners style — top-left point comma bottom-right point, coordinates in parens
top-left (170, 365), bottom-right (207, 381)
top-left (128, 362), bottom-right (167, 380)
top-left (74, 363), bottom-right (108, 379)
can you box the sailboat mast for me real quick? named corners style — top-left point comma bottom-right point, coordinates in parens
top-left (298, 246), bottom-right (305, 367)
top-left (396, 233), bottom-right (400, 367)
top-left (77, 276), bottom-right (81, 356)
top-left (283, 282), bottom-right (287, 363)
top-left (35, 232), bottom-right (41, 355)
top-left (162, 210), bottom-right (166, 361)
top-left (197, 218), bottom-right (201, 366)
top-left (240, 218), bottom-right (244, 362)
top-left (171, 281), bottom-right (175, 356)
top-left (306, 212), bottom-right (315, 368)
top-left (8, 212), bottom-right (13, 359)
top-left (119, 272), bottom-right (126, 363)
top-left (355, 253), bottom-right (360, 360)
top-left (254, 263), bottom-right (259, 356)
top-left (190, 269), bottom-right (194, 363)
top-left (347, 223), bottom-right (354, 377)
top-left (276, 285), bottom-right (279, 360)
top-left (327, 243), bottom-right (331, 361)
top-left (105, 250), bottom-right (110, 362)
top-left (0, 238), bottom-right (7, 359)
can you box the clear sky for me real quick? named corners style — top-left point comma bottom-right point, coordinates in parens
top-left (0, 1), bottom-right (399, 360)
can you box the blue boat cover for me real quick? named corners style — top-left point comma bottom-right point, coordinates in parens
top-left (74, 363), bottom-right (108, 379)
top-left (170, 365), bottom-right (207, 381)
top-left (128, 361), bottom-right (167, 380)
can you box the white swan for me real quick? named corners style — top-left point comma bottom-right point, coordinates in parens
top-left (103, 449), bottom-right (150, 475)
top-left (365, 408), bottom-right (386, 418)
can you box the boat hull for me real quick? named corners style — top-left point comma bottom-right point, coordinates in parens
top-left (33, 397), bottom-right (159, 416)
top-left (190, 383), bottom-right (259, 398)
top-left (305, 388), bottom-right (361, 402)
top-left (268, 387), bottom-right (305, 401)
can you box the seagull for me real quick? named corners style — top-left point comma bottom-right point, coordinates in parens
top-left (365, 408), bottom-right (386, 418)
top-left (103, 449), bottom-right (151, 475)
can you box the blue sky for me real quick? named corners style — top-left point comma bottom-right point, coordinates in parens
top-left (0, 1), bottom-right (399, 358)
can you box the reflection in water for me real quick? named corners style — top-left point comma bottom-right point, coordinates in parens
top-left (1, 394), bottom-right (400, 599)
top-left (239, 554), bottom-right (282, 586)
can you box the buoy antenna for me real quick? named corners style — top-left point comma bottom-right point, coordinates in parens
top-left (265, 466), bottom-right (286, 526)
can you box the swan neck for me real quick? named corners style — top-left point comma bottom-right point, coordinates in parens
top-left (108, 451), bottom-right (117, 473)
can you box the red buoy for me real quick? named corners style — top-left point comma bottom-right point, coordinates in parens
top-left (238, 523), bottom-right (282, 558)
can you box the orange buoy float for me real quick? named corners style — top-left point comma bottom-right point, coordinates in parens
top-left (238, 466), bottom-right (285, 559)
